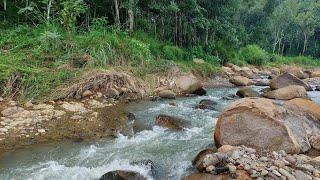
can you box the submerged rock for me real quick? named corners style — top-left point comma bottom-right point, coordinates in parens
top-left (156, 114), bottom-right (190, 131)
top-left (195, 99), bottom-right (217, 110)
top-left (263, 85), bottom-right (307, 100)
top-left (214, 98), bottom-right (320, 154)
top-left (236, 87), bottom-right (260, 98)
top-left (99, 170), bottom-right (146, 180)
top-left (270, 72), bottom-right (312, 91)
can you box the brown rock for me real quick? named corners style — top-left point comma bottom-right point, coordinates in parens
top-left (175, 74), bottom-right (203, 94)
top-left (218, 145), bottom-right (236, 154)
top-left (156, 114), bottom-right (190, 131)
top-left (158, 90), bottom-right (176, 99)
top-left (99, 170), bottom-right (146, 180)
top-left (309, 134), bottom-right (320, 150)
top-left (229, 76), bottom-right (253, 86)
top-left (184, 173), bottom-right (231, 180)
top-left (284, 98), bottom-right (320, 121)
top-left (311, 71), bottom-right (320, 78)
top-left (104, 88), bottom-right (119, 98)
top-left (214, 98), bottom-right (320, 154)
top-left (263, 85), bottom-right (307, 100)
top-left (281, 66), bottom-right (308, 79)
top-left (236, 87), bottom-right (260, 98)
top-left (309, 156), bottom-right (320, 170)
top-left (82, 90), bottom-right (94, 97)
top-left (235, 170), bottom-right (253, 180)
top-left (270, 72), bottom-right (312, 91)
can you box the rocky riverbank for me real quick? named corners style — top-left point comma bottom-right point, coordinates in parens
top-left (185, 64), bottom-right (320, 179)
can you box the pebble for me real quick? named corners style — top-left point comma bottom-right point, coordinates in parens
top-left (278, 168), bottom-right (296, 180)
top-left (260, 157), bottom-right (268, 162)
top-left (295, 170), bottom-right (312, 180)
top-left (38, 129), bottom-right (46, 133)
top-left (228, 164), bottom-right (237, 174)
top-left (0, 97), bottom-right (3, 102)
top-left (261, 169), bottom-right (269, 176)
top-left (272, 169), bottom-right (282, 177)
top-left (206, 165), bottom-right (215, 173)
top-left (297, 164), bottom-right (315, 172)
top-left (0, 128), bottom-right (8, 133)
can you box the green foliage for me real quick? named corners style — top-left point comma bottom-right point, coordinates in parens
top-left (59, 0), bottom-right (87, 32)
top-left (240, 45), bottom-right (269, 66)
top-left (163, 45), bottom-right (188, 61)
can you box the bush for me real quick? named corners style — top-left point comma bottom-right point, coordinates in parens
top-left (240, 45), bottom-right (269, 66)
top-left (162, 45), bottom-right (187, 61)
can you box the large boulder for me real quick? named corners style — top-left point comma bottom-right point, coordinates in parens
top-left (229, 76), bottom-right (253, 86)
top-left (175, 74), bottom-right (203, 94)
top-left (270, 72), bottom-right (312, 91)
top-left (236, 87), bottom-right (259, 98)
top-left (156, 114), bottom-right (190, 131)
top-left (284, 98), bottom-right (320, 121)
top-left (263, 85), bottom-right (307, 100)
top-left (281, 66), bottom-right (308, 79)
top-left (214, 98), bottom-right (320, 154)
top-left (99, 170), bottom-right (146, 180)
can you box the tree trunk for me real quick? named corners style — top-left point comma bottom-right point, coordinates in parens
top-left (128, 0), bottom-right (134, 35)
top-left (113, 0), bottom-right (120, 27)
top-left (47, 0), bottom-right (52, 22)
top-left (3, 0), bottom-right (7, 21)
top-left (302, 32), bottom-right (307, 55)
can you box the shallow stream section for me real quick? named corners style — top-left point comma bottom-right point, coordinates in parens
top-left (0, 87), bottom-right (319, 180)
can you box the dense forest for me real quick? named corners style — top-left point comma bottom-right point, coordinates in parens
top-left (0, 0), bottom-right (320, 100)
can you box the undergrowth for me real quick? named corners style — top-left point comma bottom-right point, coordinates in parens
top-left (0, 22), bottom-right (319, 101)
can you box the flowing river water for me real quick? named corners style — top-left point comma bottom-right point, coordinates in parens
top-left (0, 87), bottom-right (319, 180)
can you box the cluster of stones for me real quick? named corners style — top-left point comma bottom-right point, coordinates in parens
top-left (0, 97), bottom-right (114, 142)
top-left (196, 145), bottom-right (320, 180)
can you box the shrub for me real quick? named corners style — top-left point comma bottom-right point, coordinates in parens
top-left (240, 45), bottom-right (269, 66)
top-left (162, 45), bottom-right (187, 61)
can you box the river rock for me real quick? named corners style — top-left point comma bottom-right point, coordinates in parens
top-left (99, 170), bottom-right (146, 180)
top-left (214, 98), bottom-right (320, 154)
top-left (175, 74), bottom-right (203, 94)
top-left (156, 114), bottom-right (190, 131)
top-left (309, 156), bottom-right (320, 169)
top-left (104, 88), bottom-right (120, 98)
top-left (158, 90), bottom-right (176, 99)
top-left (236, 87), bottom-right (259, 98)
top-left (229, 76), bottom-right (253, 86)
top-left (184, 173), bottom-right (230, 180)
top-left (270, 72), bottom-right (312, 91)
top-left (193, 149), bottom-right (215, 172)
top-left (311, 71), bottom-right (320, 78)
top-left (284, 98), bottom-right (320, 121)
top-left (82, 90), bottom-right (94, 97)
top-left (309, 134), bottom-right (320, 150)
top-left (195, 99), bottom-right (217, 110)
top-left (263, 85), bottom-right (307, 100)
top-left (281, 66), bottom-right (308, 79)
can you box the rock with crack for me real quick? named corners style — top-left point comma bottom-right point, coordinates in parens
top-left (214, 98), bottom-right (320, 154)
